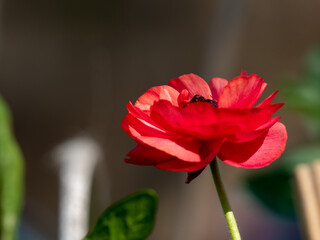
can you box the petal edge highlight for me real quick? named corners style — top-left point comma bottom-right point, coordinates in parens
top-left (218, 74), bottom-right (267, 108)
top-left (218, 122), bottom-right (287, 168)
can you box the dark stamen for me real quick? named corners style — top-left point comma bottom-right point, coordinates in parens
top-left (206, 99), bottom-right (218, 108)
top-left (190, 94), bottom-right (206, 103)
top-left (190, 94), bottom-right (218, 108)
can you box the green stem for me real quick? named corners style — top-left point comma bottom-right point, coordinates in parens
top-left (210, 158), bottom-right (241, 240)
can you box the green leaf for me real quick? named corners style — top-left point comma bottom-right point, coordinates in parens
top-left (85, 189), bottom-right (158, 240)
top-left (280, 144), bottom-right (320, 170)
top-left (246, 169), bottom-right (295, 218)
top-left (245, 144), bottom-right (320, 219)
top-left (0, 95), bottom-right (24, 239)
top-left (284, 83), bottom-right (320, 120)
top-left (281, 45), bottom-right (320, 137)
top-left (304, 46), bottom-right (320, 80)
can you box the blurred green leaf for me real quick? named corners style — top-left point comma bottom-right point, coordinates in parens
top-left (246, 169), bottom-right (295, 218)
top-left (0, 96), bottom-right (24, 239)
top-left (282, 45), bottom-right (320, 137)
top-left (256, 45), bottom-right (320, 218)
top-left (246, 144), bottom-right (320, 219)
top-left (304, 46), bottom-right (320, 80)
top-left (280, 144), bottom-right (320, 170)
top-left (284, 82), bottom-right (320, 120)
top-left (85, 189), bottom-right (158, 240)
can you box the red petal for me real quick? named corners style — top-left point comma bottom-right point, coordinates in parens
top-left (218, 122), bottom-right (287, 168)
top-left (177, 89), bottom-right (190, 108)
top-left (122, 115), bottom-right (202, 163)
top-left (185, 167), bottom-right (206, 183)
top-left (126, 101), bottom-right (152, 121)
top-left (151, 99), bottom-right (283, 140)
top-left (226, 117), bottom-right (280, 143)
top-left (123, 103), bottom-right (203, 163)
top-left (125, 144), bottom-right (173, 165)
top-left (168, 74), bottom-right (212, 99)
top-left (135, 85), bottom-right (179, 112)
top-left (155, 159), bottom-right (208, 171)
top-left (122, 102), bottom-right (176, 140)
top-left (256, 90), bottom-right (279, 108)
top-left (218, 74), bottom-right (267, 108)
top-left (133, 135), bottom-right (201, 163)
top-left (208, 77), bottom-right (228, 100)
top-left (200, 139), bottom-right (226, 164)
top-left (155, 139), bottom-right (224, 171)
top-left (122, 113), bottom-right (173, 139)
top-left (240, 70), bottom-right (248, 76)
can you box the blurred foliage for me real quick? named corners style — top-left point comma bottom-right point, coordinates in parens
top-left (246, 169), bottom-right (294, 218)
top-left (246, 46), bottom-right (320, 219)
top-left (283, 46), bottom-right (320, 138)
top-left (85, 189), bottom-right (158, 240)
top-left (246, 144), bottom-right (320, 218)
top-left (0, 96), bottom-right (24, 239)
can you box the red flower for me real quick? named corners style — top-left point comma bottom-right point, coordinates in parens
top-left (121, 71), bottom-right (287, 175)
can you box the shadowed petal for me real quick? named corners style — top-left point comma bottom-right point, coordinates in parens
top-left (185, 167), bottom-right (206, 184)
top-left (218, 122), bottom-right (287, 168)
top-left (168, 74), bottom-right (212, 99)
top-left (177, 89), bottom-right (190, 108)
top-left (121, 113), bottom-right (174, 139)
top-left (155, 139), bottom-right (224, 171)
top-left (218, 74), bottom-right (267, 108)
top-left (122, 106), bottom-right (202, 163)
top-left (208, 77), bottom-right (228, 100)
top-left (256, 90), bottom-right (279, 108)
top-left (126, 123), bottom-right (202, 163)
top-left (151, 99), bottom-right (284, 140)
top-left (240, 70), bottom-right (248, 76)
top-left (226, 117), bottom-right (280, 143)
top-left (155, 159), bottom-right (208, 172)
top-left (135, 85), bottom-right (179, 112)
top-left (126, 101), bottom-right (154, 121)
top-left (125, 144), bottom-right (174, 165)
top-left (134, 135), bottom-right (201, 163)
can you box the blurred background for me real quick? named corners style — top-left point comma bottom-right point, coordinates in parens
top-left (1, 0), bottom-right (320, 239)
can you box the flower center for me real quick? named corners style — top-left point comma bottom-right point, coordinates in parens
top-left (190, 94), bottom-right (218, 107)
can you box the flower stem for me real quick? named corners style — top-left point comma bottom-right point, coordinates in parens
top-left (210, 158), bottom-right (241, 240)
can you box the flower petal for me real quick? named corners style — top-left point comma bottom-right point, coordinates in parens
top-left (240, 70), bottom-right (248, 76)
top-left (155, 158), bottom-right (207, 172)
top-left (177, 89), bottom-right (190, 108)
top-left (121, 113), bottom-right (172, 139)
top-left (125, 123), bottom-right (201, 163)
top-left (168, 74), bottom-right (212, 99)
top-left (218, 74), bottom-right (267, 108)
top-left (185, 167), bottom-right (206, 183)
top-left (122, 102), bottom-right (177, 141)
top-left (155, 159), bottom-right (208, 172)
top-left (200, 139), bottom-right (226, 164)
top-left (123, 103), bottom-right (203, 163)
top-left (155, 139), bottom-right (224, 171)
top-left (226, 117), bottom-right (280, 143)
top-left (151, 99), bottom-right (284, 140)
top-left (135, 85), bottom-right (179, 112)
top-left (256, 90), bottom-right (279, 108)
top-left (208, 77), bottom-right (228, 100)
top-left (125, 144), bottom-right (174, 166)
top-left (133, 134), bottom-right (202, 163)
top-left (218, 122), bottom-right (287, 168)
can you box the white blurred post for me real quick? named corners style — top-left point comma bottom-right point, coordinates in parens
top-left (53, 136), bottom-right (102, 240)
